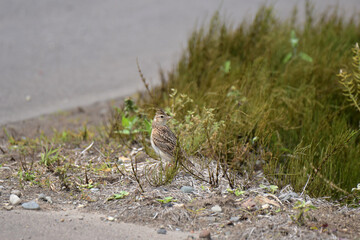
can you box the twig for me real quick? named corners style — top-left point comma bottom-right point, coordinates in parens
top-left (94, 146), bottom-right (106, 158)
top-left (136, 58), bottom-right (154, 100)
top-left (130, 148), bottom-right (145, 192)
top-left (114, 162), bottom-right (125, 177)
top-left (300, 174), bottom-right (311, 197)
top-left (81, 141), bottom-right (94, 155)
top-left (0, 146), bottom-right (5, 154)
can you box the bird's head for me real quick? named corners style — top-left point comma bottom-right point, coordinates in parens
top-left (153, 109), bottom-right (171, 125)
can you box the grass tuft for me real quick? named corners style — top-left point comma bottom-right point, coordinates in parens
top-left (127, 4), bottom-right (360, 200)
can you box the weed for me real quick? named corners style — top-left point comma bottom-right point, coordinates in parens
top-left (156, 196), bottom-right (176, 204)
top-left (338, 43), bottom-right (360, 112)
top-left (291, 200), bottom-right (317, 226)
top-left (40, 145), bottom-right (61, 167)
top-left (145, 160), bottom-right (180, 187)
top-left (260, 184), bottom-right (279, 194)
top-left (227, 188), bottom-right (246, 197)
top-left (107, 191), bottom-right (130, 201)
top-left (283, 30), bottom-right (313, 64)
top-left (3, 128), bottom-right (16, 145)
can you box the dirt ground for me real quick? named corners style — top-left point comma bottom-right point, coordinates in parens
top-left (1, 98), bottom-right (359, 240)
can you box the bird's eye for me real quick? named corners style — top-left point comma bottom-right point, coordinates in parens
top-left (160, 115), bottom-right (164, 118)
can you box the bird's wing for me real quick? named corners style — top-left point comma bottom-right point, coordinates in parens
top-left (152, 125), bottom-right (177, 156)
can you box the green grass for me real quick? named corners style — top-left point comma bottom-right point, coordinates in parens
top-left (135, 4), bottom-right (360, 200)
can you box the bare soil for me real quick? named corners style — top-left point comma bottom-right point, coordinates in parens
top-left (0, 99), bottom-right (359, 240)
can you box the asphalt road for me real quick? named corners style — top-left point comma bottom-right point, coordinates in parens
top-left (0, 209), bottom-right (191, 240)
top-left (0, 0), bottom-right (358, 125)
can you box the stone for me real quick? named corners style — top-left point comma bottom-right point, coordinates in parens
top-left (211, 205), bottom-right (222, 213)
top-left (90, 188), bottom-right (99, 193)
top-left (157, 228), bottom-right (167, 235)
top-left (199, 229), bottom-right (211, 239)
top-left (107, 216), bottom-right (115, 221)
top-left (10, 194), bottom-right (21, 205)
top-left (204, 216), bottom-right (217, 222)
top-left (11, 189), bottom-right (21, 197)
top-left (22, 201), bottom-right (40, 210)
top-left (38, 193), bottom-right (46, 200)
top-left (4, 205), bottom-right (13, 211)
top-left (230, 216), bottom-right (240, 222)
top-left (180, 186), bottom-right (194, 193)
top-left (45, 196), bottom-right (53, 204)
top-left (173, 203), bottom-right (184, 208)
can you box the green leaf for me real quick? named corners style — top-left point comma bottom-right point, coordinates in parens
top-left (269, 185), bottom-right (278, 193)
top-left (107, 191), bottom-right (129, 200)
top-left (299, 52), bottom-right (313, 62)
top-left (290, 30), bottom-right (299, 48)
top-left (234, 189), bottom-right (245, 196)
top-left (283, 52), bottom-right (293, 64)
top-left (156, 196), bottom-right (176, 203)
top-left (221, 60), bottom-right (231, 74)
top-left (143, 118), bottom-right (152, 134)
top-left (122, 115), bottom-right (130, 128)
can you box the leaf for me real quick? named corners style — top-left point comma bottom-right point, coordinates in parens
top-left (221, 60), bottom-right (231, 73)
top-left (269, 185), bottom-right (278, 193)
top-left (122, 115), bottom-right (130, 128)
top-left (235, 190), bottom-right (245, 196)
top-left (259, 184), bottom-right (267, 189)
top-left (143, 118), bottom-right (152, 134)
top-left (107, 191), bottom-right (129, 201)
top-left (283, 52), bottom-right (293, 64)
top-left (299, 52), bottom-right (313, 62)
top-left (224, 60), bottom-right (231, 73)
top-left (290, 30), bottom-right (299, 48)
top-left (156, 196), bottom-right (176, 203)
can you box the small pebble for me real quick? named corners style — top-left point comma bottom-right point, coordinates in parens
top-left (199, 229), bottom-right (211, 239)
top-left (205, 216), bottom-right (217, 222)
top-left (157, 228), bottom-right (167, 235)
top-left (79, 216), bottom-right (84, 220)
top-left (4, 205), bottom-right (13, 211)
top-left (11, 189), bottom-right (22, 197)
top-left (22, 201), bottom-right (40, 210)
top-left (230, 216), bottom-right (240, 222)
top-left (45, 196), bottom-right (53, 204)
top-left (180, 186), bottom-right (194, 193)
top-left (10, 194), bottom-right (21, 205)
top-left (211, 205), bottom-right (222, 213)
top-left (107, 216), bottom-right (115, 221)
top-left (262, 203), bottom-right (269, 209)
top-left (38, 193), bottom-right (46, 200)
top-left (90, 188), bottom-right (99, 193)
top-left (173, 203), bottom-right (184, 208)
top-left (60, 219), bottom-right (65, 222)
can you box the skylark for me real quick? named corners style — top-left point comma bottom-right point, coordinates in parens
top-left (151, 109), bottom-right (177, 162)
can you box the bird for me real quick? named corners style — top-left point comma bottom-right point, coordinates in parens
top-left (150, 109), bottom-right (177, 163)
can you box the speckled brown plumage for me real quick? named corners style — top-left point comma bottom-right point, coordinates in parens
top-left (150, 109), bottom-right (176, 162)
